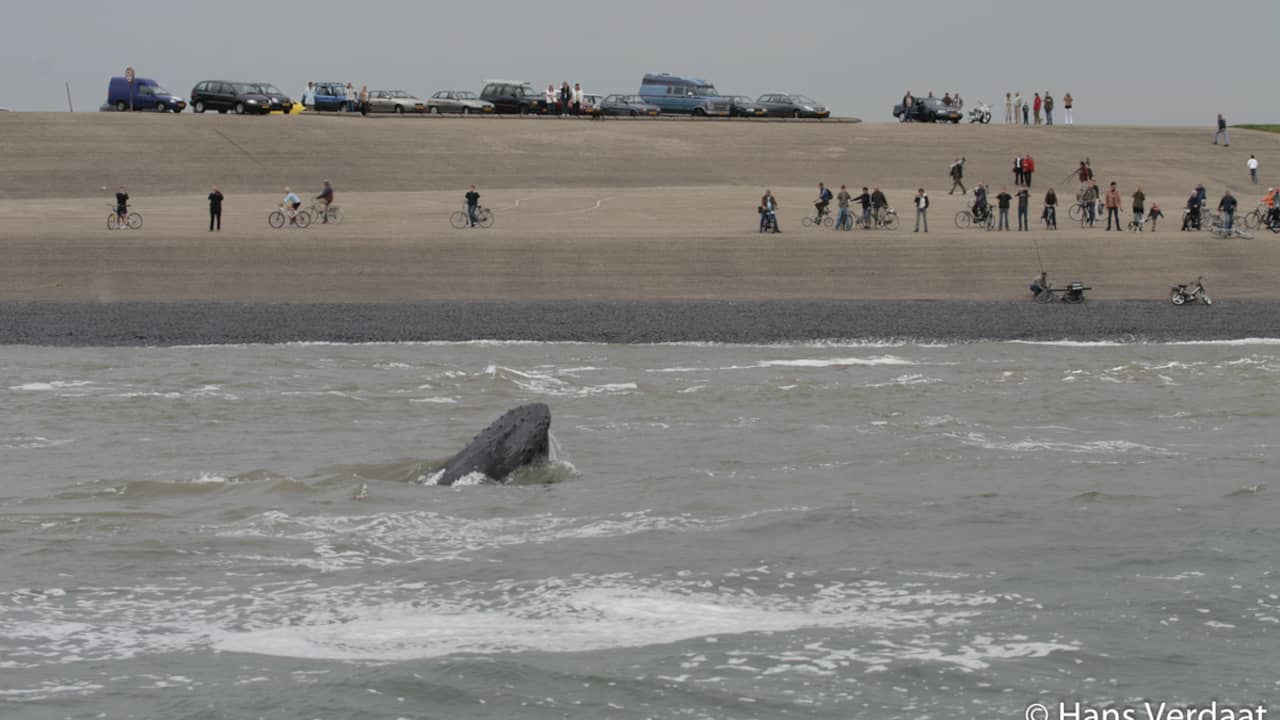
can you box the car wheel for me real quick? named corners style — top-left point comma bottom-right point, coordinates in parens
top-left (518, 105), bottom-right (529, 116)
top-left (429, 106), bottom-right (439, 114)
top-left (234, 103), bottom-right (245, 115)
top-left (693, 108), bottom-right (706, 117)
top-left (193, 100), bottom-right (205, 113)
top-left (115, 100), bottom-right (127, 111)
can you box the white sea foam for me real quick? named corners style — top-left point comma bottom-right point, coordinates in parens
top-left (949, 433), bottom-right (1176, 455)
top-left (9, 380), bottom-right (94, 392)
top-left (487, 365), bottom-right (636, 397)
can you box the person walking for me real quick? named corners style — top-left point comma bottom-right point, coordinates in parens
top-left (1218, 190), bottom-right (1238, 230)
top-left (1132, 186), bottom-right (1146, 230)
top-left (1004, 93), bottom-right (1013, 124)
top-left (1033, 93), bottom-right (1042, 125)
top-left (835, 185), bottom-right (853, 230)
top-left (1044, 92), bottom-right (1054, 126)
top-left (996, 187), bottom-right (1013, 230)
top-left (1105, 182), bottom-right (1122, 231)
top-left (949, 157), bottom-right (966, 195)
top-left (1063, 93), bottom-right (1074, 125)
top-left (914, 188), bottom-right (929, 232)
top-left (1044, 188), bottom-right (1058, 229)
top-left (208, 185), bottom-right (223, 232)
top-left (1248, 155), bottom-right (1259, 184)
top-left (1214, 114), bottom-right (1229, 146)
top-left (1016, 187), bottom-right (1030, 230)
top-left (1013, 93), bottom-right (1023, 125)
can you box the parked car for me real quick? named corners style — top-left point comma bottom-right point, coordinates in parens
top-left (893, 96), bottom-right (963, 123)
top-left (312, 82), bottom-right (353, 112)
top-left (427, 90), bottom-right (495, 115)
top-left (597, 94), bottom-right (661, 117)
top-left (726, 95), bottom-right (767, 118)
top-left (756, 93), bottom-right (830, 119)
top-left (248, 83), bottom-right (294, 113)
top-left (479, 80), bottom-right (548, 115)
top-left (581, 94), bottom-right (604, 115)
top-left (190, 81), bottom-right (277, 115)
top-left (368, 90), bottom-right (426, 114)
top-left (107, 76), bottom-right (186, 112)
top-left (638, 73), bottom-right (731, 116)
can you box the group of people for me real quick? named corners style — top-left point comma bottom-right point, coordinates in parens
top-left (761, 185), bottom-right (891, 232)
top-left (299, 82), bottom-right (370, 114)
top-left (546, 83), bottom-right (586, 116)
top-left (1005, 92), bottom-right (1071, 126)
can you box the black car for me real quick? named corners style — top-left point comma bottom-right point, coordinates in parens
top-left (726, 95), bottom-right (766, 118)
top-left (893, 96), bottom-right (963, 123)
top-left (190, 81), bottom-right (277, 115)
top-left (248, 83), bottom-right (294, 113)
top-left (478, 81), bottom-right (548, 115)
top-left (757, 93), bottom-right (831, 118)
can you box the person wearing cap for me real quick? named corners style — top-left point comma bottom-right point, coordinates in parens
top-left (316, 180), bottom-right (334, 222)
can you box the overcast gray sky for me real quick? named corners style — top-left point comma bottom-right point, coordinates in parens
top-left (2, 0), bottom-right (1274, 124)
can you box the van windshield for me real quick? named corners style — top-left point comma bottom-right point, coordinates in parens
top-left (690, 85), bottom-right (718, 97)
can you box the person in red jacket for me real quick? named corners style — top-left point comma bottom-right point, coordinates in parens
top-left (1022, 155), bottom-right (1035, 188)
top-left (1033, 93), bottom-right (1043, 125)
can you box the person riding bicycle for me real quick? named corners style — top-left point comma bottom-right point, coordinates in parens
top-left (972, 184), bottom-right (989, 222)
top-left (114, 186), bottom-right (129, 225)
top-left (814, 182), bottom-right (833, 221)
top-left (759, 189), bottom-right (780, 233)
top-left (870, 187), bottom-right (888, 225)
top-left (283, 187), bottom-right (302, 224)
top-left (465, 185), bottom-right (481, 227)
top-left (316, 180), bottom-right (334, 223)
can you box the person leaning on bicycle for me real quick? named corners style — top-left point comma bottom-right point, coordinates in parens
top-left (316, 180), bottom-right (334, 223)
top-left (114, 186), bottom-right (129, 225)
top-left (465, 185), bottom-right (481, 228)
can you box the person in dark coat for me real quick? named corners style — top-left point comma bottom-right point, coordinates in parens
top-left (208, 185), bottom-right (223, 231)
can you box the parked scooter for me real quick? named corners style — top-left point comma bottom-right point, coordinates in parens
top-left (968, 102), bottom-right (992, 124)
top-left (1170, 276), bottom-right (1211, 305)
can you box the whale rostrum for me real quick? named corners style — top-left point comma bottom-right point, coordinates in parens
top-left (434, 403), bottom-right (552, 486)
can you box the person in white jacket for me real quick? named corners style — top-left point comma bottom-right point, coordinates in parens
top-left (572, 83), bottom-right (584, 115)
top-left (1248, 155), bottom-right (1259, 184)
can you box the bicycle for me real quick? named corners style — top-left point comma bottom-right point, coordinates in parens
top-left (1209, 220), bottom-right (1251, 240)
top-left (308, 199), bottom-right (344, 225)
top-left (1241, 204), bottom-right (1269, 230)
top-left (954, 207), bottom-right (995, 230)
top-left (802, 208), bottom-right (834, 228)
top-left (268, 204), bottom-right (312, 229)
top-left (870, 206), bottom-right (899, 230)
top-left (450, 205), bottom-right (494, 229)
top-left (106, 204), bottom-right (143, 230)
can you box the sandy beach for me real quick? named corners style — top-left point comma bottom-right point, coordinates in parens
top-left (0, 112), bottom-right (1276, 341)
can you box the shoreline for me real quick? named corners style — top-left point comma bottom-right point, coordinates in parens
top-left (2, 301), bottom-right (1277, 347)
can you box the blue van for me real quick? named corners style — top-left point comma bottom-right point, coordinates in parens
top-left (638, 73), bottom-right (730, 116)
top-left (107, 76), bottom-right (186, 112)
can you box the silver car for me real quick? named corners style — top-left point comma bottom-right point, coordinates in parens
top-left (427, 90), bottom-right (496, 115)
top-left (368, 90), bottom-right (426, 114)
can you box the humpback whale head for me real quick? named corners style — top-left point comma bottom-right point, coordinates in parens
top-left (435, 403), bottom-right (552, 486)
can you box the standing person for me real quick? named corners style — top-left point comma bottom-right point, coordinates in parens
top-left (1248, 155), bottom-right (1259, 184)
top-left (315, 180), bottom-right (334, 223)
top-left (835, 185), bottom-right (853, 231)
top-left (1043, 188), bottom-right (1058, 229)
top-left (545, 84), bottom-right (556, 112)
top-left (113, 186), bottom-right (129, 228)
top-left (1214, 114), bottom-right (1229, 146)
top-left (359, 85), bottom-right (369, 116)
top-left (1004, 93), bottom-right (1013, 124)
top-left (1132, 186), bottom-right (1146, 230)
top-left (1022, 154), bottom-right (1034, 188)
top-left (996, 187), bottom-right (1013, 230)
top-left (1063, 92), bottom-right (1074, 125)
top-left (1033, 93), bottom-right (1042, 125)
top-left (914, 188), bottom-right (929, 232)
top-left (1218, 190), bottom-right (1238, 230)
top-left (572, 83), bottom-right (583, 115)
top-left (1013, 93), bottom-right (1023, 125)
top-left (208, 185), bottom-right (223, 232)
top-left (465, 185), bottom-right (481, 227)
top-left (949, 157), bottom-right (966, 195)
top-left (870, 187), bottom-right (888, 226)
top-left (759, 189), bottom-right (780, 233)
top-left (902, 91), bottom-right (915, 122)
top-left (344, 83), bottom-right (356, 112)
top-left (1044, 92), bottom-right (1054, 126)
top-left (1104, 182), bottom-right (1122, 231)
top-left (1077, 160), bottom-right (1091, 188)
top-left (855, 187), bottom-right (872, 229)
top-left (301, 82), bottom-right (314, 109)
top-left (1081, 181), bottom-right (1099, 227)
top-left (1022, 97), bottom-right (1030, 125)
top-left (1016, 186), bottom-right (1030, 230)
top-left (559, 82), bottom-right (571, 116)
top-left (1013, 155), bottom-right (1023, 186)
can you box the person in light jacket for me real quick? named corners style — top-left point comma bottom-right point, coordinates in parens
top-left (914, 188), bottom-right (929, 232)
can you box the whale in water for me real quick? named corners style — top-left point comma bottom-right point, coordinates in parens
top-left (434, 403), bottom-right (552, 486)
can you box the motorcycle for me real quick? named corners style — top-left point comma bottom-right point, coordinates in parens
top-left (967, 102), bottom-right (992, 124)
top-left (1170, 276), bottom-right (1211, 305)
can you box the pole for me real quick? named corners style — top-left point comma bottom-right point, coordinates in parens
top-left (65, 82), bottom-right (74, 112)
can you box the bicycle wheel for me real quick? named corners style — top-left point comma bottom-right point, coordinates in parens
top-left (881, 211), bottom-right (899, 230)
top-left (295, 211), bottom-right (312, 229)
top-left (954, 211), bottom-right (971, 229)
top-left (107, 213), bottom-right (119, 230)
top-left (1243, 210), bottom-right (1261, 230)
top-left (268, 210), bottom-right (285, 229)
top-left (449, 211), bottom-right (469, 229)
top-left (1068, 203), bottom-right (1083, 221)
top-left (822, 215), bottom-right (834, 227)
top-left (477, 208), bottom-right (494, 228)
top-left (801, 216), bottom-right (814, 228)
top-left (326, 206), bottom-right (344, 224)
top-left (126, 213), bottom-right (143, 230)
